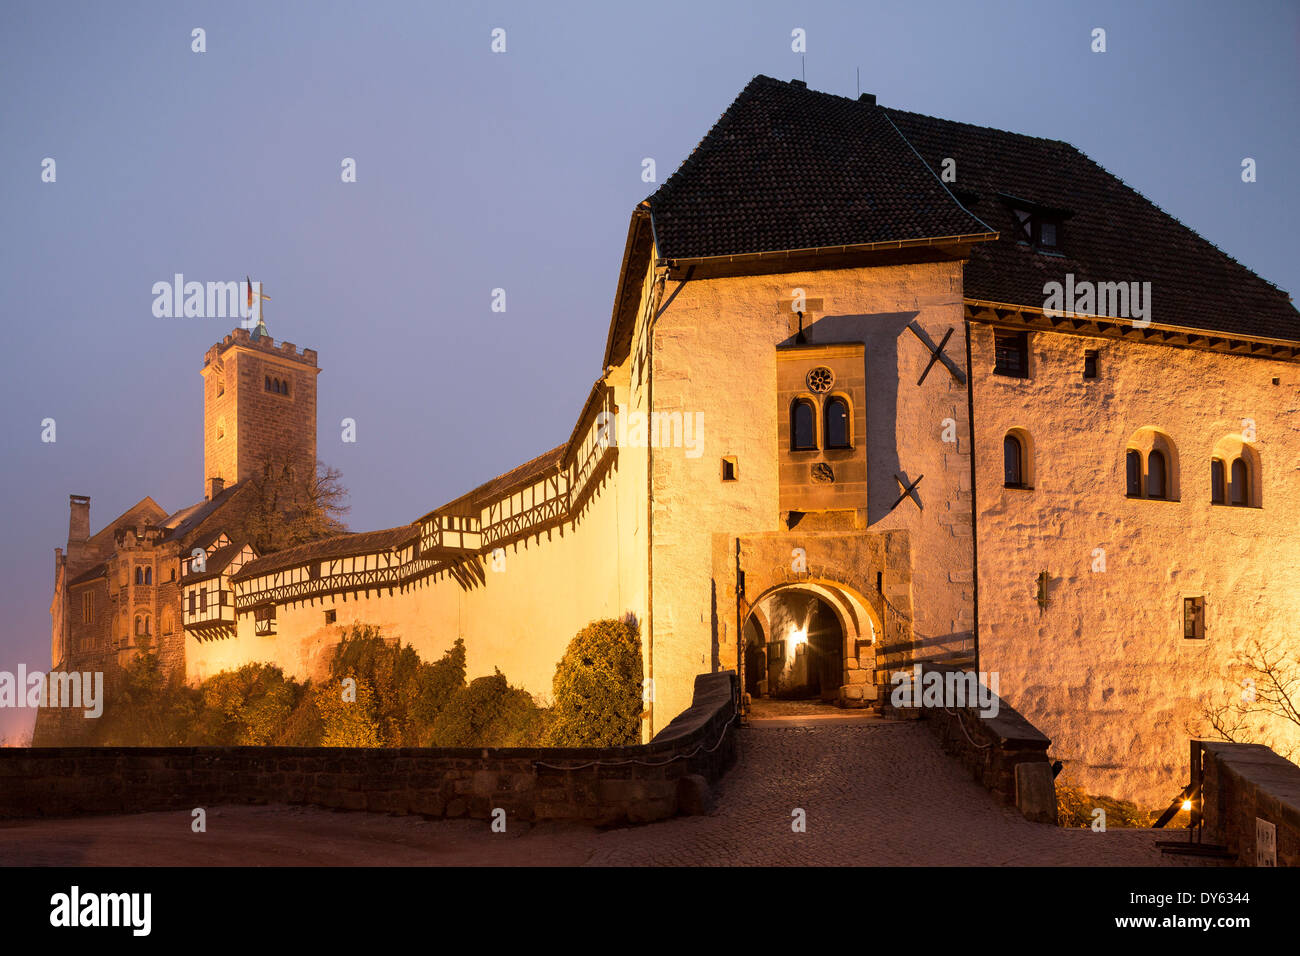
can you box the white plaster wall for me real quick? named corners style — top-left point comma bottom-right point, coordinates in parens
top-left (647, 260), bottom-right (975, 732)
top-left (972, 323), bottom-right (1300, 806)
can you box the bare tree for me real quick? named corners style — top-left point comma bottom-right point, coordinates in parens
top-left (1195, 638), bottom-right (1300, 761)
top-left (232, 455), bottom-right (350, 555)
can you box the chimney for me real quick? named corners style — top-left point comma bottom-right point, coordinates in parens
top-left (859, 92), bottom-right (876, 105)
top-left (206, 476), bottom-right (225, 501)
top-left (68, 495), bottom-right (90, 543)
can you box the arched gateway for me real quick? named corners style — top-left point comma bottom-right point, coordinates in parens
top-left (711, 529), bottom-right (915, 708)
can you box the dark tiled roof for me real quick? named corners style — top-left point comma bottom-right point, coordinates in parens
top-left (160, 482), bottom-right (245, 544)
top-left (232, 525), bottom-right (417, 581)
top-left (646, 75), bottom-right (993, 260)
top-left (68, 562), bottom-right (108, 587)
top-left (885, 108), bottom-right (1300, 342)
top-left (181, 541), bottom-right (248, 584)
top-left (641, 75), bottom-right (1297, 343)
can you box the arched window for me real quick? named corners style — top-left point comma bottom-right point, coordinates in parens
top-left (1211, 458), bottom-right (1226, 504)
top-left (162, 609), bottom-right (174, 635)
top-left (1126, 450), bottom-right (1142, 497)
top-left (1147, 450), bottom-right (1167, 499)
top-left (1230, 458), bottom-right (1249, 506)
top-left (134, 567), bottom-right (143, 585)
top-left (265, 375), bottom-right (271, 391)
top-left (824, 398), bottom-right (850, 449)
top-left (135, 615), bottom-right (144, 636)
top-left (1003, 434), bottom-right (1024, 487)
top-left (790, 400), bottom-right (816, 451)
top-left (144, 567), bottom-right (152, 585)
top-left (282, 379), bottom-right (290, 396)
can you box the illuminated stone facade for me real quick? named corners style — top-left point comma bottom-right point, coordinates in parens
top-left (47, 77), bottom-right (1300, 806)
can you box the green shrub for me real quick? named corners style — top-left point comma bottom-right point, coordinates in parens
top-left (327, 626), bottom-right (467, 745)
top-left (545, 618), bottom-right (643, 747)
top-left (430, 670), bottom-right (545, 747)
top-left (409, 638), bottom-right (467, 745)
top-left (275, 689), bottom-right (324, 746)
top-left (194, 663), bottom-right (299, 745)
top-left (312, 676), bottom-right (382, 747)
top-left (93, 639), bottom-right (200, 746)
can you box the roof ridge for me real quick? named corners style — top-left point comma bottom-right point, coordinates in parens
top-left (883, 105), bottom-right (1075, 147)
top-left (878, 108), bottom-right (997, 237)
top-left (1059, 142), bottom-right (1292, 300)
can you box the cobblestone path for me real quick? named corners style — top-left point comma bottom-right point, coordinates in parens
top-left (0, 720), bottom-right (1220, 866)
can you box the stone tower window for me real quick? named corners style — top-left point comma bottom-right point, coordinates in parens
top-left (1230, 458), bottom-right (1249, 506)
top-left (1183, 597), bottom-right (1206, 640)
top-left (1211, 458), bottom-right (1226, 504)
top-left (1083, 350), bottom-right (1098, 379)
top-left (1004, 434), bottom-right (1024, 487)
top-left (994, 331), bottom-right (1029, 378)
top-left (1146, 450), bottom-right (1168, 499)
top-left (1126, 450), bottom-right (1142, 497)
top-left (824, 397), bottom-right (850, 448)
top-left (790, 399), bottom-right (817, 451)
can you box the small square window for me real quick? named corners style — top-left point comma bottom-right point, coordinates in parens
top-left (1038, 221), bottom-right (1058, 248)
top-left (721, 457), bottom-right (738, 482)
top-left (1183, 597), bottom-right (1205, 640)
top-left (994, 331), bottom-right (1029, 378)
top-left (325, 609), bottom-right (337, 625)
top-left (1083, 350), bottom-right (1098, 379)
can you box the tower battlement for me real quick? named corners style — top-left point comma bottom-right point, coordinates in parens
top-left (204, 328), bottom-right (318, 369)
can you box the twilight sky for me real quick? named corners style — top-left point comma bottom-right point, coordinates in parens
top-left (1, 0), bottom-right (1296, 740)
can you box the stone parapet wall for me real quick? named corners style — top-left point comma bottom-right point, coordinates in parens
top-left (888, 663), bottom-right (1058, 824)
top-left (2, 673), bottom-right (738, 827)
top-left (1199, 740), bottom-right (1300, 867)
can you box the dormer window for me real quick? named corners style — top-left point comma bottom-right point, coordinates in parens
top-left (1013, 207), bottom-right (1061, 251)
top-left (1003, 194), bottom-right (1070, 254)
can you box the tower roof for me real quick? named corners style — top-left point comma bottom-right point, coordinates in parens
top-left (638, 74), bottom-right (1299, 343)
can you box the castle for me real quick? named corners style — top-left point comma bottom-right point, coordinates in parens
top-left (46, 76), bottom-right (1300, 805)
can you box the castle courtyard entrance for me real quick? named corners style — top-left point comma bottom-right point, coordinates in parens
top-left (713, 529), bottom-right (911, 709)
top-left (744, 590), bottom-right (843, 700)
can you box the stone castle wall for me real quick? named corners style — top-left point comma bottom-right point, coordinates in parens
top-left (971, 322), bottom-right (1300, 806)
top-left (648, 260), bottom-right (976, 731)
